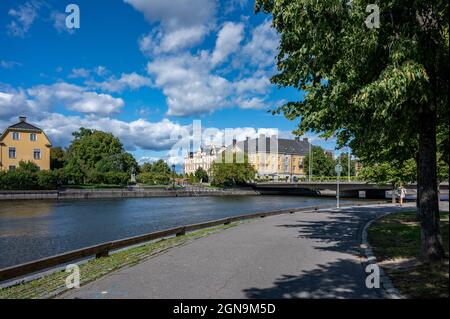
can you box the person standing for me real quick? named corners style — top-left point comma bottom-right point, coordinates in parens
top-left (399, 185), bottom-right (407, 206)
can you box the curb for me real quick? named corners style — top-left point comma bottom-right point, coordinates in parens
top-left (361, 210), bottom-right (404, 299)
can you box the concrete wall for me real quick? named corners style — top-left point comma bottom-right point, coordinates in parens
top-left (0, 188), bottom-right (259, 201)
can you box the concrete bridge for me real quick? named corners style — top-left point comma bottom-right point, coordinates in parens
top-left (252, 182), bottom-right (449, 199)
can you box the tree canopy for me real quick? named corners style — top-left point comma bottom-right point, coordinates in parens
top-left (255, 0), bottom-right (448, 260)
top-left (211, 152), bottom-right (256, 187)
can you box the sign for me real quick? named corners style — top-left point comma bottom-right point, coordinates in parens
top-left (335, 164), bottom-right (343, 175)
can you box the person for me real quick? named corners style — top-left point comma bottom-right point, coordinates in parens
top-left (399, 185), bottom-right (407, 206)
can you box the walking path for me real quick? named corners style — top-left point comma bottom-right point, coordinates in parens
top-left (61, 203), bottom-right (426, 299)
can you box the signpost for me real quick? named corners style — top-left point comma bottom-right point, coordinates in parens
top-left (335, 163), bottom-right (343, 208)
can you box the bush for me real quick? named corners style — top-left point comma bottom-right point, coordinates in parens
top-left (0, 161), bottom-right (60, 190)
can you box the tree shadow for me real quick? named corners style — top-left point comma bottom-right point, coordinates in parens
top-left (244, 258), bottom-right (386, 299)
top-left (243, 206), bottom-right (409, 299)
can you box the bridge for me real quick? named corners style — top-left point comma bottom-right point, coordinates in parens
top-left (252, 182), bottom-right (449, 199)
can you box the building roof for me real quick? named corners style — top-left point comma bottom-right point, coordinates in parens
top-left (233, 137), bottom-right (310, 156)
top-left (7, 121), bottom-right (43, 132)
top-left (0, 117), bottom-right (51, 146)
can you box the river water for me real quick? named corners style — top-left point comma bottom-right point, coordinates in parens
top-left (0, 195), bottom-right (356, 268)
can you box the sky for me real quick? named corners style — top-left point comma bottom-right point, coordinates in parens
top-left (0, 0), bottom-right (339, 168)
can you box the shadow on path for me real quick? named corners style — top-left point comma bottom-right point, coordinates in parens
top-left (243, 206), bottom-right (410, 299)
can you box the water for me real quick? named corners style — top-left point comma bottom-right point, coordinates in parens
top-left (0, 196), bottom-right (354, 268)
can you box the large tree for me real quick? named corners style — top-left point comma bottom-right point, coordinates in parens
top-left (304, 145), bottom-right (336, 177)
top-left (256, 0), bottom-right (448, 260)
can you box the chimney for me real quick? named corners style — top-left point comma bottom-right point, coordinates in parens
top-left (303, 138), bottom-right (309, 143)
top-left (19, 116), bottom-right (27, 123)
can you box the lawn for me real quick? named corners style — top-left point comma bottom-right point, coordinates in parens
top-left (368, 210), bottom-right (449, 298)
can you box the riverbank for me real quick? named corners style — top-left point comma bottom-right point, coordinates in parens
top-left (0, 187), bottom-right (259, 201)
top-left (367, 206), bottom-right (449, 298)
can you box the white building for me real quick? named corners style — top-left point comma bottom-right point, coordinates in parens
top-left (184, 145), bottom-right (225, 176)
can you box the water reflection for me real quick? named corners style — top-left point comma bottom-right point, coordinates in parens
top-left (0, 195), bottom-right (354, 268)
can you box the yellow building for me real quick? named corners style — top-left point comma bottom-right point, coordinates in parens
top-left (231, 135), bottom-right (311, 182)
top-left (0, 117), bottom-right (52, 171)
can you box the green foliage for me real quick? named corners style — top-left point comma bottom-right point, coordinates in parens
top-left (304, 145), bottom-right (336, 177)
top-left (63, 128), bottom-right (138, 184)
top-left (211, 152), bottom-right (256, 187)
top-left (359, 159), bottom-right (416, 187)
top-left (0, 161), bottom-right (59, 190)
top-left (255, 0), bottom-right (448, 164)
top-left (137, 159), bottom-right (173, 185)
top-left (195, 167), bottom-right (209, 183)
top-left (50, 147), bottom-right (66, 170)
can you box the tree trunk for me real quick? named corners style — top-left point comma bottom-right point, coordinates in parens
top-left (416, 108), bottom-right (445, 261)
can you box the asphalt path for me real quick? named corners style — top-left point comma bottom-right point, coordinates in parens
top-left (62, 203), bottom-right (429, 299)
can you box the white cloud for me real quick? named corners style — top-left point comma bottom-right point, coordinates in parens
top-left (27, 83), bottom-right (124, 115)
top-left (87, 72), bottom-right (153, 93)
top-left (51, 11), bottom-right (74, 34)
top-left (124, 0), bottom-right (216, 30)
top-left (7, 1), bottom-right (42, 37)
top-left (34, 113), bottom-right (189, 151)
top-left (68, 68), bottom-right (91, 78)
top-left (147, 53), bottom-right (232, 116)
top-left (211, 22), bottom-right (244, 66)
top-left (242, 19), bottom-right (279, 69)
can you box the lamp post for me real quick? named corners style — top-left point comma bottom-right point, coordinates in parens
top-left (335, 161), bottom-right (342, 209)
top-left (348, 146), bottom-right (351, 183)
top-left (171, 164), bottom-right (176, 189)
top-left (308, 141), bottom-right (312, 182)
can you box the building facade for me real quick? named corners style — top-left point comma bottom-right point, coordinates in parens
top-left (232, 135), bottom-right (311, 181)
top-left (184, 145), bottom-right (224, 176)
top-left (0, 117), bottom-right (52, 171)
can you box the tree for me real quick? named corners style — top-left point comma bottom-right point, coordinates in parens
top-left (137, 159), bottom-right (172, 185)
top-left (211, 152), bottom-right (256, 187)
top-left (304, 146), bottom-right (336, 177)
top-left (50, 147), bottom-right (66, 170)
top-left (195, 167), bottom-right (209, 183)
top-left (359, 160), bottom-right (417, 196)
top-left (64, 128), bottom-right (138, 184)
top-left (336, 152), bottom-right (357, 178)
top-left (255, 0), bottom-right (448, 261)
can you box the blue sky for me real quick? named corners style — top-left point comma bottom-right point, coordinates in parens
top-left (0, 0), bottom-right (338, 166)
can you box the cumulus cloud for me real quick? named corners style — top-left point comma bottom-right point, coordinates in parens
top-left (87, 72), bottom-right (153, 93)
top-left (211, 22), bottom-right (244, 66)
top-left (147, 53), bottom-right (233, 116)
top-left (0, 82), bottom-right (124, 117)
top-left (242, 19), bottom-right (279, 69)
top-left (124, 0), bottom-right (216, 30)
top-left (142, 19), bottom-right (280, 116)
top-left (27, 83), bottom-right (124, 115)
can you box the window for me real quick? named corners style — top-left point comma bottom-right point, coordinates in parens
top-left (8, 147), bottom-right (16, 159)
top-left (30, 133), bottom-right (37, 141)
top-left (12, 132), bottom-right (20, 140)
top-left (9, 165), bottom-right (16, 171)
top-left (33, 149), bottom-right (41, 160)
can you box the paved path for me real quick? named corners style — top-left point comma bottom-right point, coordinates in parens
top-left (61, 203), bottom-right (423, 299)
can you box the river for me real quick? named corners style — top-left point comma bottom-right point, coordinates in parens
top-left (0, 195), bottom-right (357, 268)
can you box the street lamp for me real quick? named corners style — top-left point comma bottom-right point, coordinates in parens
top-left (171, 164), bottom-right (176, 189)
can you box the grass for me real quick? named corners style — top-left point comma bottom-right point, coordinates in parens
top-left (0, 222), bottom-right (238, 299)
top-left (368, 210), bottom-right (449, 299)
